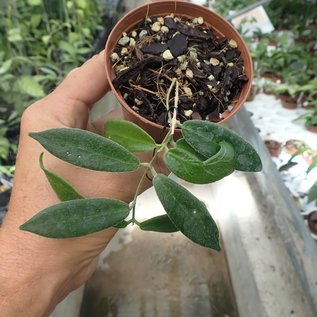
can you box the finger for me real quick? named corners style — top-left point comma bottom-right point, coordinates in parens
top-left (52, 50), bottom-right (110, 109)
top-left (38, 50), bottom-right (111, 128)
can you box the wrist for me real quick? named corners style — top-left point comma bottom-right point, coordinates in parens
top-left (0, 230), bottom-right (66, 317)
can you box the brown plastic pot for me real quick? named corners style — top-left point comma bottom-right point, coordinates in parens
top-left (264, 139), bottom-right (282, 157)
top-left (278, 94), bottom-right (297, 110)
top-left (305, 210), bottom-right (317, 236)
top-left (307, 124), bottom-right (317, 133)
top-left (104, 1), bottom-right (253, 141)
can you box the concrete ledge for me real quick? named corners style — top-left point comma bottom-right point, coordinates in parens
top-left (226, 108), bottom-right (317, 316)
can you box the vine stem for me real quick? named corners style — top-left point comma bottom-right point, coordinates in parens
top-left (130, 78), bottom-right (179, 223)
top-left (166, 77), bottom-right (177, 124)
top-left (171, 80), bottom-right (179, 135)
top-left (130, 149), bottom-right (161, 222)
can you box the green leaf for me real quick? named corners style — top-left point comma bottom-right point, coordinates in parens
top-left (59, 41), bottom-right (76, 55)
top-left (306, 156), bottom-right (317, 174)
top-left (307, 181), bottom-right (317, 203)
top-left (171, 139), bottom-right (208, 161)
top-left (30, 14), bottom-right (42, 28)
top-left (30, 128), bottom-right (140, 172)
top-left (153, 174), bottom-right (220, 250)
top-left (182, 120), bottom-right (262, 172)
top-left (104, 120), bottom-right (156, 152)
top-left (164, 140), bottom-right (235, 184)
top-left (27, 0), bottom-right (41, 5)
top-left (0, 59), bottom-right (12, 75)
top-left (8, 28), bottom-right (22, 42)
top-left (278, 161), bottom-right (298, 172)
top-left (0, 137), bottom-right (10, 159)
top-left (140, 214), bottom-right (179, 233)
top-left (20, 198), bottom-right (129, 238)
top-left (16, 76), bottom-right (45, 98)
top-left (289, 145), bottom-right (310, 161)
top-left (39, 153), bottom-right (83, 201)
top-left (181, 125), bottom-right (220, 158)
top-left (41, 35), bottom-right (51, 45)
top-left (75, 0), bottom-right (88, 9)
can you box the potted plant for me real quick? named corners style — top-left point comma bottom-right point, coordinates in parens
top-left (307, 210), bottom-right (317, 236)
top-left (264, 139), bottom-right (283, 158)
top-left (104, 0), bottom-right (253, 141)
top-left (294, 106), bottom-right (317, 133)
top-left (20, 118), bottom-right (262, 250)
top-left (298, 79), bottom-right (317, 109)
top-left (19, 2), bottom-right (262, 250)
top-left (271, 83), bottom-right (299, 109)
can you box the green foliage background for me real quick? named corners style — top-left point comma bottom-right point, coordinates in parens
top-left (0, 0), bottom-right (103, 114)
top-left (0, 0), bottom-right (109, 176)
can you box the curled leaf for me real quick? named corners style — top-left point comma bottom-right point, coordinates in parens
top-left (164, 140), bottom-right (235, 184)
top-left (182, 120), bottom-right (262, 172)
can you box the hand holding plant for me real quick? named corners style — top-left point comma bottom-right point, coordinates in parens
top-left (0, 51), bottom-right (163, 317)
top-left (20, 75), bottom-right (262, 250)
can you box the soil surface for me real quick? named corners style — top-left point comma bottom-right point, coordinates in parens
top-left (111, 15), bottom-right (248, 127)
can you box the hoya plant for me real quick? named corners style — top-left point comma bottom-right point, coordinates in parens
top-left (20, 106), bottom-right (262, 251)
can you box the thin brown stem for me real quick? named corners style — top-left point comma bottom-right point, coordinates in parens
top-left (171, 81), bottom-right (179, 135)
top-left (130, 84), bottom-right (159, 96)
top-left (166, 78), bottom-right (177, 124)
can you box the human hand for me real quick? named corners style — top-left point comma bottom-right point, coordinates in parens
top-left (0, 51), bottom-right (162, 316)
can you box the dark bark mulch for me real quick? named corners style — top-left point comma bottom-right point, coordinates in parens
top-left (111, 14), bottom-right (248, 127)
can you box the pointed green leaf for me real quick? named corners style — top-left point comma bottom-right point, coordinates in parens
top-left (307, 181), bottom-right (317, 203)
top-left (39, 153), bottom-right (83, 201)
top-left (27, 0), bottom-right (41, 5)
top-left (182, 120), bottom-right (262, 172)
top-left (30, 128), bottom-right (140, 172)
top-left (140, 214), bottom-right (179, 233)
top-left (306, 156), bottom-right (317, 175)
top-left (104, 119), bottom-right (156, 152)
top-left (20, 198), bottom-right (129, 238)
top-left (165, 141), bottom-right (235, 184)
top-left (16, 76), bottom-right (45, 98)
top-left (278, 161), bottom-right (298, 172)
top-left (153, 174), bottom-right (220, 250)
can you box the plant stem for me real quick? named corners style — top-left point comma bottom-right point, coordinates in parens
top-left (166, 77), bottom-right (177, 124)
top-left (130, 78), bottom-right (179, 223)
top-left (130, 148), bottom-right (164, 222)
top-left (171, 80), bottom-right (179, 136)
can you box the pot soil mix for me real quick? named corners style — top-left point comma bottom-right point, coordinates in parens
top-left (110, 14), bottom-right (249, 127)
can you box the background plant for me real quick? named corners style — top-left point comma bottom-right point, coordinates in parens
top-left (222, 0), bottom-right (317, 101)
top-left (0, 0), bottom-right (105, 114)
